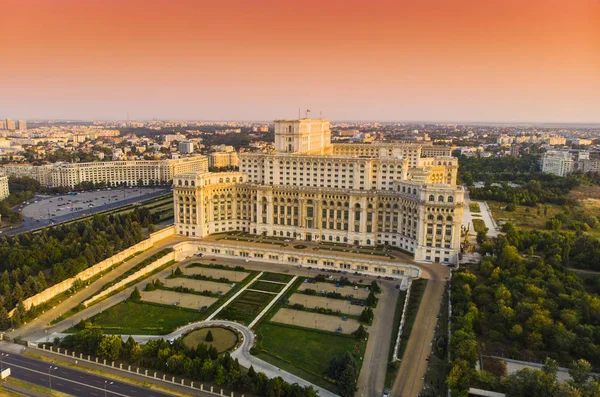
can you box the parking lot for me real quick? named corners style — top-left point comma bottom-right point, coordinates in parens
top-left (21, 187), bottom-right (167, 221)
top-left (271, 308), bottom-right (361, 334)
top-left (163, 278), bottom-right (232, 295)
top-left (297, 281), bottom-right (370, 300)
top-left (141, 289), bottom-right (218, 311)
top-left (288, 293), bottom-right (364, 315)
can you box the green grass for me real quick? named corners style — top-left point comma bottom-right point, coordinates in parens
top-left (469, 203), bottom-right (481, 213)
top-left (250, 281), bottom-right (284, 293)
top-left (486, 200), bottom-right (563, 230)
top-left (77, 300), bottom-right (204, 335)
top-left (217, 290), bottom-right (274, 325)
top-left (254, 321), bottom-right (366, 393)
top-left (472, 218), bottom-right (488, 233)
top-left (260, 272), bottom-right (293, 283)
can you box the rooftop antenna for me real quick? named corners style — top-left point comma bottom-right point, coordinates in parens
top-left (298, 108), bottom-right (301, 119)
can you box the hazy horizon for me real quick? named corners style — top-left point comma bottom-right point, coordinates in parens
top-left (2, 0), bottom-right (599, 123)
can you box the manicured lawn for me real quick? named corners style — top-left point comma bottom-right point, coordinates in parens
top-left (469, 203), bottom-right (481, 213)
top-left (472, 219), bottom-right (488, 233)
top-left (260, 272), bottom-right (294, 283)
top-left (182, 326), bottom-right (238, 352)
top-left (82, 301), bottom-right (204, 335)
top-left (255, 322), bottom-right (366, 392)
top-left (217, 290), bottom-right (274, 325)
top-left (250, 281), bottom-right (284, 293)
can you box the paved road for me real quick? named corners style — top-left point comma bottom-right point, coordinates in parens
top-left (391, 264), bottom-right (449, 397)
top-left (0, 348), bottom-right (178, 397)
top-left (10, 234), bottom-right (187, 341)
top-left (3, 187), bottom-right (170, 236)
top-left (356, 281), bottom-right (399, 397)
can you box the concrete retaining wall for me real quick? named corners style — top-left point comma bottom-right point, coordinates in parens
top-left (82, 252), bottom-right (176, 307)
top-left (10, 226), bottom-right (175, 316)
top-left (82, 240), bottom-right (197, 307)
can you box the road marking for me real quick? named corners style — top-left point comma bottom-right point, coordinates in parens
top-left (6, 361), bottom-right (132, 397)
top-left (248, 276), bottom-right (298, 329)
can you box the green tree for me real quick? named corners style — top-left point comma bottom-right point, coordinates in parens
top-left (129, 286), bottom-right (141, 301)
top-left (337, 364), bottom-right (358, 397)
top-left (97, 335), bottom-right (123, 361)
top-left (205, 330), bottom-right (214, 342)
top-left (505, 368), bottom-right (557, 397)
top-left (352, 324), bottom-right (368, 339)
top-left (568, 359), bottom-right (592, 389)
top-left (214, 364), bottom-right (226, 385)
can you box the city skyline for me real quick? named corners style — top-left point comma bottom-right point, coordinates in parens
top-left (2, 0), bottom-right (599, 122)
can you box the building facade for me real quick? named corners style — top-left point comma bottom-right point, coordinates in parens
top-left (174, 119), bottom-right (464, 264)
top-left (0, 156), bottom-right (208, 188)
top-left (0, 176), bottom-right (9, 200)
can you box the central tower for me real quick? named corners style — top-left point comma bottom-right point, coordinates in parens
top-left (274, 118), bottom-right (332, 155)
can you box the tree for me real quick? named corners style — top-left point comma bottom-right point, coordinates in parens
top-left (365, 291), bottom-right (377, 307)
top-left (505, 368), bottom-right (557, 397)
top-left (129, 286), bottom-right (141, 302)
top-left (568, 359), bottom-right (592, 389)
top-left (359, 308), bottom-right (374, 324)
top-left (352, 324), bottom-right (368, 339)
top-left (370, 280), bottom-right (381, 293)
top-left (214, 364), bottom-right (226, 385)
top-left (248, 365), bottom-right (257, 378)
top-left (209, 345), bottom-right (218, 360)
top-left (337, 364), bottom-right (358, 397)
top-left (205, 330), bottom-right (214, 342)
top-left (97, 335), bottom-right (123, 361)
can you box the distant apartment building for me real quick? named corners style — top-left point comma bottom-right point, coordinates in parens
top-left (0, 156), bottom-right (208, 188)
top-left (541, 151), bottom-right (575, 176)
top-left (164, 133), bottom-right (187, 143)
top-left (179, 141), bottom-right (194, 154)
top-left (0, 176), bottom-right (9, 200)
top-left (17, 120), bottom-right (27, 131)
top-left (5, 119), bottom-right (16, 131)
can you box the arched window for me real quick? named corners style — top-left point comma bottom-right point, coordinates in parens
top-left (447, 216), bottom-right (453, 222)
top-left (184, 180), bottom-right (188, 186)
top-left (448, 196), bottom-right (454, 203)
top-left (438, 195), bottom-right (444, 202)
top-left (428, 214), bottom-right (434, 220)
top-left (437, 215), bottom-right (444, 221)
top-left (191, 181), bottom-right (195, 187)
top-left (429, 195), bottom-right (434, 201)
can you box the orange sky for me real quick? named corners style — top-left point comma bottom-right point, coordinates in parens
top-left (1, 0), bottom-right (599, 122)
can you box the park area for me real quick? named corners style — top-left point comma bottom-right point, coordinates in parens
top-left (182, 326), bottom-right (239, 353)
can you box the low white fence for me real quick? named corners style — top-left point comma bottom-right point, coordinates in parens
top-left (30, 342), bottom-right (245, 397)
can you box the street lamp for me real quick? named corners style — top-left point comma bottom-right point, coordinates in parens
top-left (48, 366), bottom-right (58, 390)
top-left (0, 353), bottom-right (8, 370)
top-left (104, 380), bottom-right (113, 397)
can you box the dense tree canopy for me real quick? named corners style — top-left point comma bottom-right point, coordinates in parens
top-left (0, 207), bottom-right (155, 329)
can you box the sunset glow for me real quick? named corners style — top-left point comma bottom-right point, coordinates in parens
top-left (1, 0), bottom-right (599, 121)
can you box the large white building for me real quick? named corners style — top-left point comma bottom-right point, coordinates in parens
top-left (0, 156), bottom-right (208, 188)
top-left (174, 119), bottom-right (464, 264)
